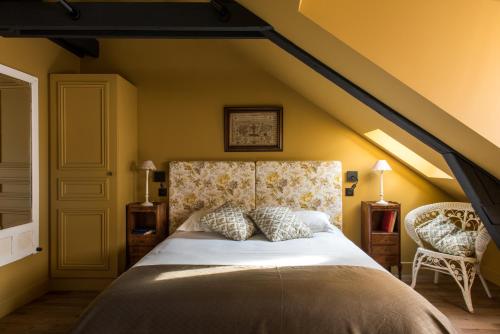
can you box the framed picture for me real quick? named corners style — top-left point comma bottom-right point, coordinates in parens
top-left (224, 106), bottom-right (283, 152)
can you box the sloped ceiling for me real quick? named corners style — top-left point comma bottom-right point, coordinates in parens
top-left (233, 0), bottom-right (499, 198)
top-left (300, 0), bottom-right (500, 149)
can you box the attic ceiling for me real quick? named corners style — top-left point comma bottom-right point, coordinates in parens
top-left (0, 0), bottom-right (498, 244)
top-left (300, 0), bottom-right (500, 149)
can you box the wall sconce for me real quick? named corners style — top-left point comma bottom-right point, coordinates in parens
top-left (345, 171), bottom-right (358, 196)
top-left (153, 171), bottom-right (167, 197)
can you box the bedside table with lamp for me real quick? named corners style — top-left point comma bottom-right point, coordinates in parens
top-left (126, 160), bottom-right (168, 268)
top-left (361, 160), bottom-right (402, 278)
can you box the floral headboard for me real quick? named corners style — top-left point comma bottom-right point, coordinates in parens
top-left (168, 160), bottom-right (343, 233)
top-left (168, 161), bottom-right (256, 233)
top-left (256, 161), bottom-right (342, 229)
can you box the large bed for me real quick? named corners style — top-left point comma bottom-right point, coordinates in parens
top-left (72, 161), bottom-right (455, 334)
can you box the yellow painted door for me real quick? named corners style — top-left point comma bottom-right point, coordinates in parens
top-left (50, 75), bottom-right (117, 278)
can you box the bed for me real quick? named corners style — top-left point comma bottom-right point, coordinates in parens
top-left (72, 161), bottom-right (455, 334)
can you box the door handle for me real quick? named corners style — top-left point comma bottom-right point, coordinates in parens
top-left (107, 171), bottom-right (113, 176)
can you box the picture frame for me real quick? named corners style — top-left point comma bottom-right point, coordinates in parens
top-left (224, 106), bottom-right (283, 152)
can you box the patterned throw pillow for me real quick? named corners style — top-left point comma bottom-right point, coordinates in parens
top-left (415, 215), bottom-right (457, 247)
top-left (199, 203), bottom-right (256, 241)
top-left (416, 214), bottom-right (476, 257)
top-left (435, 231), bottom-right (477, 257)
top-left (248, 206), bottom-right (313, 242)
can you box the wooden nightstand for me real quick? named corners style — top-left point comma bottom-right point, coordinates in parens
top-left (126, 202), bottom-right (168, 268)
top-left (361, 201), bottom-right (401, 278)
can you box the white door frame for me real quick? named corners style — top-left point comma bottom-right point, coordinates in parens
top-left (0, 63), bottom-right (39, 266)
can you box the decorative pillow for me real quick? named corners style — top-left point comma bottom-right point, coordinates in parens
top-left (416, 214), bottom-right (476, 257)
top-left (199, 203), bottom-right (256, 241)
top-left (293, 210), bottom-right (331, 233)
top-left (435, 231), bottom-right (477, 257)
top-left (415, 215), bottom-right (457, 247)
top-left (249, 206), bottom-right (313, 242)
top-left (177, 209), bottom-right (212, 232)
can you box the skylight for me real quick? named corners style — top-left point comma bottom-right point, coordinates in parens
top-left (364, 129), bottom-right (453, 179)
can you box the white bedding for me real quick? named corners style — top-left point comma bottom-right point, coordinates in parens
top-left (136, 227), bottom-right (385, 271)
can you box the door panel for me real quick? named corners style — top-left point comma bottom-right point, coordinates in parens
top-left (58, 178), bottom-right (109, 201)
top-left (58, 83), bottom-right (108, 170)
top-left (57, 209), bottom-right (109, 270)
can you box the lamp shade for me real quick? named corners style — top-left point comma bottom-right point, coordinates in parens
top-left (139, 160), bottom-right (157, 171)
top-left (372, 160), bottom-right (392, 172)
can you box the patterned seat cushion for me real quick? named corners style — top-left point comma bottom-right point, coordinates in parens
top-left (435, 231), bottom-right (477, 257)
top-left (249, 206), bottom-right (313, 242)
top-left (200, 203), bottom-right (256, 241)
top-left (416, 214), bottom-right (477, 257)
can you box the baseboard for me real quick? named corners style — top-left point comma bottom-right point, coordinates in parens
top-left (481, 265), bottom-right (500, 287)
top-left (386, 261), bottom-right (412, 276)
top-left (0, 280), bottom-right (48, 319)
top-left (400, 262), bottom-right (413, 274)
top-left (50, 278), bottom-right (114, 291)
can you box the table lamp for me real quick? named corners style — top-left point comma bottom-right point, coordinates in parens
top-left (139, 160), bottom-right (156, 206)
top-left (372, 160), bottom-right (392, 205)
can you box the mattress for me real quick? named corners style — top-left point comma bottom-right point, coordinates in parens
top-left (136, 227), bottom-right (384, 270)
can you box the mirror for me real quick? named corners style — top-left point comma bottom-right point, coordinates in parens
top-left (0, 73), bottom-right (31, 229)
top-left (0, 64), bottom-right (38, 266)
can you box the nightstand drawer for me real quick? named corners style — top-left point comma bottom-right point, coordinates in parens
top-left (371, 245), bottom-right (398, 255)
top-left (372, 233), bottom-right (398, 245)
top-left (372, 255), bottom-right (398, 266)
top-left (128, 234), bottom-right (158, 247)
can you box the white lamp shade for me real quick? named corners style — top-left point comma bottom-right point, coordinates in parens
top-left (139, 160), bottom-right (157, 171)
top-left (372, 160), bottom-right (392, 172)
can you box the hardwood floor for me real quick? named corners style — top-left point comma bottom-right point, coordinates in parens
top-left (0, 291), bottom-right (98, 334)
top-left (0, 272), bottom-right (498, 333)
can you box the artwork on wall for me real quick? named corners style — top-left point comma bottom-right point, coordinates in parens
top-left (224, 106), bottom-right (283, 152)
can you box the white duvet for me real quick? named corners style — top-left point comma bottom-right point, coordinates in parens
top-left (136, 227), bottom-right (384, 271)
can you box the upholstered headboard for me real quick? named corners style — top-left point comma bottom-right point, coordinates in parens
top-left (168, 160), bottom-right (342, 233)
top-left (255, 161), bottom-right (342, 228)
top-left (168, 161), bottom-right (256, 232)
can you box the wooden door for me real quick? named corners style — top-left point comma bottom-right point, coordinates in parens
top-left (50, 75), bottom-right (117, 278)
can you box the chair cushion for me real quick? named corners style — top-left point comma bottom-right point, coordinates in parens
top-left (435, 230), bottom-right (477, 257)
top-left (416, 214), bottom-right (476, 257)
top-left (200, 203), bottom-right (256, 241)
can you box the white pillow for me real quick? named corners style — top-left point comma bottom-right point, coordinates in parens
top-left (177, 209), bottom-right (212, 232)
top-left (293, 210), bottom-right (331, 233)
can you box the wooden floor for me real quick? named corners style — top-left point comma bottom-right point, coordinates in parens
top-left (0, 272), bottom-right (498, 333)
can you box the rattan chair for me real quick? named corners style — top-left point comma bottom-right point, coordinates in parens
top-left (405, 202), bottom-right (492, 313)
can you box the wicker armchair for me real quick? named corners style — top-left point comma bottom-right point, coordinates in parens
top-left (405, 202), bottom-right (492, 313)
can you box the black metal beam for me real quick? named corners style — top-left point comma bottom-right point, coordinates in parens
top-left (443, 153), bottom-right (500, 244)
top-left (264, 30), bottom-right (453, 155)
top-left (263, 30), bottom-right (500, 246)
top-left (49, 38), bottom-right (99, 58)
top-left (0, 1), bottom-right (271, 38)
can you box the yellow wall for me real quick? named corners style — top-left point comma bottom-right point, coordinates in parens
top-left (81, 39), bottom-right (454, 269)
top-left (0, 38), bottom-right (80, 318)
top-left (300, 0), bottom-right (500, 148)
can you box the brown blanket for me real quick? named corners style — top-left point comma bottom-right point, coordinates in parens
top-left (72, 265), bottom-right (455, 334)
